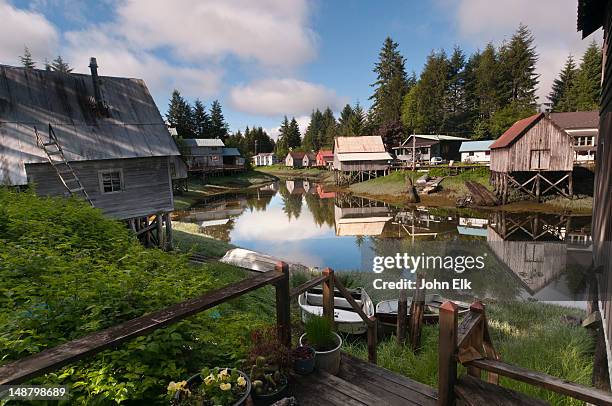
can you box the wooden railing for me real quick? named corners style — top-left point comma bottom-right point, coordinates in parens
top-left (438, 301), bottom-right (612, 406)
top-left (0, 263), bottom-right (378, 386)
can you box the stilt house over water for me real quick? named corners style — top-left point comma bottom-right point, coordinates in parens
top-left (489, 112), bottom-right (574, 203)
top-left (0, 59), bottom-right (186, 248)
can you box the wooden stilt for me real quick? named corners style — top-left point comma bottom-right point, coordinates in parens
top-left (165, 213), bottom-right (173, 251)
top-left (535, 172), bottom-right (541, 202)
top-left (568, 171), bottom-right (574, 197)
top-left (156, 214), bottom-right (164, 248)
top-left (396, 288), bottom-right (408, 345)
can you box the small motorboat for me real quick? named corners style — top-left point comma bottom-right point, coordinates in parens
top-left (298, 287), bottom-right (375, 335)
top-left (376, 294), bottom-right (470, 327)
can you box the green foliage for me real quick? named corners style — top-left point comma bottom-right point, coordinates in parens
top-left (167, 90), bottom-right (196, 138)
top-left (193, 99), bottom-right (212, 138)
top-left (488, 101), bottom-right (536, 137)
top-left (0, 189), bottom-right (275, 404)
top-left (549, 55), bottom-right (578, 112)
top-left (226, 127), bottom-right (275, 157)
top-left (571, 41), bottom-right (602, 111)
top-left (209, 100), bottom-right (229, 141)
top-left (19, 46), bottom-right (36, 69)
top-left (50, 55), bottom-right (73, 73)
top-left (303, 316), bottom-right (335, 351)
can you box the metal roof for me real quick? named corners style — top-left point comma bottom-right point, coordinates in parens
top-left (182, 138), bottom-right (225, 147)
top-left (490, 113), bottom-right (544, 150)
top-left (401, 134), bottom-right (468, 146)
top-left (549, 111), bottom-right (599, 129)
top-left (222, 147), bottom-right (241, 156)
top-left (334, 136), bottom-right (386, 153)
top-left (337, 152), bottom-right (393, 162)
top-left (459, 140), bottom-right (494, 152)
top-left (0, 64), bottom-right (180, 185)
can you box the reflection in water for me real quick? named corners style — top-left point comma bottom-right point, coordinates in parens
top-left (174, 179), bottom-right (593, 303)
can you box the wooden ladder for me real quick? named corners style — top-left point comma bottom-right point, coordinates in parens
top-left (35, 124), bottom-right (94, 206)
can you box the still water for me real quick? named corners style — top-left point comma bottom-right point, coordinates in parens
top-left (176, 179), bottom-right (594, 303)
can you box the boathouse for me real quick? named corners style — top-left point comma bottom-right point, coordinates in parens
top-left (221, 147), bottom-right (245, 168)
top-left (459, 140), bottom-right (494, 164)
top-left (285, 151), bottom-right (305, 168)
top-left (333, 136), bottom-right (392, 184)
top-left (252, 152), bottom-right (277, 166)
top-left (489, 113), bottom-right (574, 203)
top-left (579, 0), bottom-right (612, 389)
top-left (182, 138), bottom-right (224, 171)
top-left (316, 149), bottom-right (334, 167)
top-left (549, 111), bottom-right (599, 163)
top-left (394, 134), bottom-right (468, 163)
top-left (0, 59), bottom-right (185, 248)
top-left (302, 152), bottom-right (317, 167)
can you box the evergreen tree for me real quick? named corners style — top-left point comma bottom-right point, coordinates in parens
top-left (209, 100), bottom-right (229, 140)
top-left (303, 109), bottom-right (324, 151)
top-left (443, 46), bottom-right (468, 134)
top-left (349, 103), bottom-right (366, 136)
top-left (572, 41), bottom-right (602, 111)
top-left (338, 104), bottom-right (354, 136)
top-left (320, 108), bottom-right (337, 146)
top-left (166, 90), bottom-right (195, 138)
top-left (275, 116), bottom-right (291, 158)
top-left (19, 47), bottom-right (36, 69)
top-left (288, 117), bottom-right (302, 149)
top-left (50, 55), bottom-right (73, 73)
top-left (549, 55), bottom-right (578, 112)
top-left (369, 37), bottom-right (409, 126)
top-left (192, 99), bottom-right (212, 138)
top-left (497, 24), bottom-right (539, 108)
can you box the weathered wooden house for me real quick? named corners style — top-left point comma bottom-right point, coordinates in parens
top-left (394, 134), bottom-right (468, 163)
top-left (550, 111), bottom-right (599, 163)
top-left (578, 0), bottom-right (612, 388)
top-left (285, 151), bottom-right (305, 168)
top-left (182, 138), bottom-right (224, 171)
top-left (252, 152), bottom-right (277, 166)
top-left (302, 152), bottom-right (316, 167)
top-left (333, 136), bottom-right (392, 184)
top-left (316, 150), bottom-right (334, 167)
top-left (221, 147), bottom-right (245, 168)
top-left (490, 113), bottom-right (574, 202)
top-left (459, 140), bottom-right (494, 164)
top-left (0, 59), bottom-right (186, 248)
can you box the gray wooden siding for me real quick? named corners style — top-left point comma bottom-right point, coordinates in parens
top-left (490, 118), bottom-right (573, 172)
top-left (334, 160), bottom-right (389, 172)
top-left (26, 157), bottom-right (174, 219)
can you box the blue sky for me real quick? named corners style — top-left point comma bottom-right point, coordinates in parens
top-left (1, 0), bottom-right (600, 138)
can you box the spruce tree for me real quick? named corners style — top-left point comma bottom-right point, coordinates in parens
top-left (349, 103), bottom-right (366, 137)
top-left (338, 104), bottom-right (354, 136)
top-left (209, 100), bottom-right (229, 141)
top-left (192, 99), bottom-right (212, 138)
top-left (497, 24), bottom-right (539, 108)
top-left (275, 116), bottom-right (291, 158)
top-left (549, 55), bottom-right (578, 112)
top-left (288, 117), bottom-right (302, 149)
top-left (444, 46), bottom-right (467, 134)
top-left (410, 50), bottom-right (449, 133)
top-left (50, 55), bottom-right (73, 73)
top-left (166, 90), bottom-right (195, 138)
top-left (303, 109), bottom-right (324, 150)
top-left (19, 47), bottom-right (36, 69)
top-left (572, 41), bottom-right (602, 111)
top-left (369, 37), bottom-right (409, 126)
top-left (320, 108), bottom-right (337, 146)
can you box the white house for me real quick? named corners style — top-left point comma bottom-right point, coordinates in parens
top-left (459, 140), bottom-right (494, 164)
top-left (252, 153), bottom-right (277, 166)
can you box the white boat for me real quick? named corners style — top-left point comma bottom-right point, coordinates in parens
top-left (298, 287), bottom-right (375, 335)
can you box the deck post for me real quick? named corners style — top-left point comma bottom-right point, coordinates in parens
top-left (322, 268), bottom-right (335, 328)
top-left (409, 273), bottom-right (425, 351)
top-left (367, 316), bottom-right (378, 364)
top-left (164, 213), bottom-right (173, 251)
top-left (396, 288), bottom-right (408, 345)
top-left (568, 171), bottom-right (573, 197)
top-left (275, 261), bottom-right (291, 348)
top-left (466, 301), bottom-right (485, 379)
top-left (156, 213), bottom-right (164, 248)
top-left (438, 301), bottom-right (458, 406)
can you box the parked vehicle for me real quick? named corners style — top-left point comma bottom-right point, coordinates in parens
top-left (430, 156), bottom-right (446, 165)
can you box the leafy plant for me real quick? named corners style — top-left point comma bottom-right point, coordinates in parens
top-left (304, 316), bottom-right (336, 351)
top-left (169, 367), bottom-right (249, 406)
top-left (249, 356), bottom-right (287, 397)
top-left (248, 326), bottom-right (291, 373)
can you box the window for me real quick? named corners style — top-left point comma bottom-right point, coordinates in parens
top-left (99, 170), bottom-right (123, 194)
top-left (485, 151), bottom-right (490, 156)
top-left (468, 152), bottom-right (475, 156)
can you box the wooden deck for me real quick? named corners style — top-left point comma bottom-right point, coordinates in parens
top-left (290, 353), bottom-right (437, 406)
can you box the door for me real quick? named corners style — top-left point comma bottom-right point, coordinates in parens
top-left (530, 149), bottom-right (550, 170)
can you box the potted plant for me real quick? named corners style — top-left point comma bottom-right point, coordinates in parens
top-left (248, 326), bottom-right (291, 405)
top-left (168, 367), bottom-right (251, 406)
top-left (299, 316), bottom-right (342, 375)
top-left (292, 345), bottom-right (315, 375)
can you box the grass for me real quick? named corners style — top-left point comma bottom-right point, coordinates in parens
top-left (344, 301), bottom-right (593, 405)
top-left (256, 165), bottom-right (331, 178)
top-left (349, 170), bottom-right (418, 197)
top-left (173, 221), bottom-right (235, 258)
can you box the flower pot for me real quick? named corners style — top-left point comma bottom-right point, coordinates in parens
top-left (250, 374), bottom-right (288, 406)
top-left (292, 346), bottom-right (315, 375)
top-left (174, 369), bottom-right (251, 406)
top-left (299, 332), bottom-right (342, 375)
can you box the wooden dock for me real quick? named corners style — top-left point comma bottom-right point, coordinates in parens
top-left (290, 353), bottom-right (437, 406)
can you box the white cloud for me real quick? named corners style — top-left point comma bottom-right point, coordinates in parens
top-left (115, 0), bottom-right (317, 68)
top-left (229, 79), bottom-right (346, 116)
top-left (445, 0), bottom-right (603, 102)
top-left (63, 28), bottom-right (222, 99)
top-left (0, 0), bottom-right (59, 65)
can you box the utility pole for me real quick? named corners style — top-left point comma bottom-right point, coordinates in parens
top-left (412, 130), bottom-right (416, 171)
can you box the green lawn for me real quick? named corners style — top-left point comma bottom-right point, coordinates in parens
top-left (173, 221), bottom-right (235, 258)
